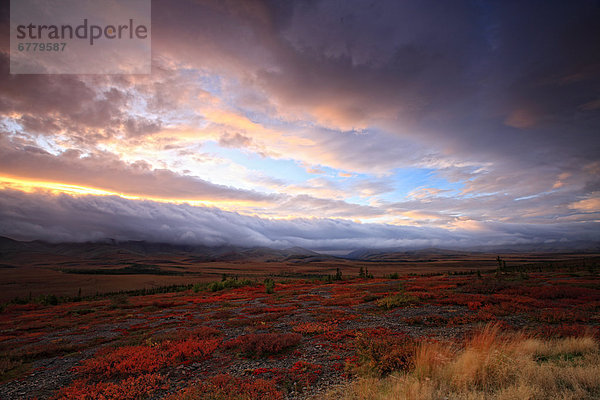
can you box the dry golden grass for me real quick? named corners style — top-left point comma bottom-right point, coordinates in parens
top-left (323, 324), bottom-right (600, 400)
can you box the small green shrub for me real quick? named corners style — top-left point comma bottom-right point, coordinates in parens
top-left (264, 279), bottom-right (275, 294)
top-left (376, 293), bottom-right (418, 310)
top-left (194, 278), bottom-right (254, 293)
top-left (109, 294), bottom-right (130, 308)
top-left (32, 294), bottom-right (59, 306)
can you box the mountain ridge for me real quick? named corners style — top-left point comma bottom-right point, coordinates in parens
top-left (1, 236), bottom-right (599, 264)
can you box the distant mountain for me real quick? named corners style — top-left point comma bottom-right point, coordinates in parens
top-left (344, 247), bottom-right (475, 262)
top-left (345, 242), bottom-right (600, 261)
top-left (0, 236), bottom-right (337, 264)
top-left (465, 241), bottom-right (600, 254)
top-left (1, 236), bottom-right (598, 266)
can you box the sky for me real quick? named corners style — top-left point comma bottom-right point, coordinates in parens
top-left (0, 0), bottom-right (599, 251)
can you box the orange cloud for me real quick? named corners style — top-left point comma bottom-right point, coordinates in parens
top-left (569, 194), bottom-right (600, 212)
top-left (0, 175), bottom-right (268, 210)
top-left (448, 217), bottom-right (487, 231)
top-left (552, 172), bottom-right (571, 189)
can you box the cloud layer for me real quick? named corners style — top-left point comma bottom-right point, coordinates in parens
top-left (1, 189), bottom-right (597, 251)
top-left (0, 0), bottom-right (598, 249)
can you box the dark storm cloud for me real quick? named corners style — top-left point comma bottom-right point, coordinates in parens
top-left (1, 189), bottom-right (597, 250)
top-left (148, 0), bottom-right (600, 191)
top-left (0, 55), bottom-right (128, 131)
top-left (4, 0), bottom-right (597, 173)
top-left (3, 0), bottom-right (599, 166)
top-left (279, 0), bottom-right (600, 167)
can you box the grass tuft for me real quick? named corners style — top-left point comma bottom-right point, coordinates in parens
top-left (327, 323), bottom-right (600, 400)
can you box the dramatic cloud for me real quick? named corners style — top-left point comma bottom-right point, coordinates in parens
top-left (1, 189), bottom-right (597, 251)
top-left (0, 134), bottom-right (274, 202)
top-left (0, 0), bottom-right (598, 249)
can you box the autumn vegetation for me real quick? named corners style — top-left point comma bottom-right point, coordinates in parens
top-left (0, 259), bottom-right (599, 399)
top-left (327, 324), bottom-right (600, 400)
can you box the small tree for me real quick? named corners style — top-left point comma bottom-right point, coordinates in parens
top-left (335, 268), bottom-right (343, 281)
top-left (264, 278), bottom-right (275, 294)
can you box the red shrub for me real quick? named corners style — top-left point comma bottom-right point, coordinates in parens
top-left (315, 329), bottom-right (357, 350)
top-left (55, 373), bottom-right (164, 400)
top-left (437, 293), bottom-right (488, 307)
top-left (322, 295), bottom-right (361, 306)
top-left (166, 374), bottom-right (283, 400)
top-left (351, 331), bottom-right (416, 376)
top-left (536, 324), bottom-right (599, 338)
top-left (175, 325), bottom-right (222, 340)
top-left (253, 361), bottom-right (322, 392)
top-left (287, 361), bottom-right (322, 386)
top-left (475, 306), bottom-right (497, 322)
top-left (507, 285), bottom-right (600, 300)
top-left (404, 315), bottom-right (448, 326)
top-left (240, 306), bottom-right (267, 315)
top-left (168, 338), bottom-right (221, 363)
top-left (535, 308), bottom-right (589, 324)
top-left (225, 333), bottom-right (301, 358)
top-left (75, 345), bottom-right (163, 378)
top-left (76, 338), bottom-right (220, 379)
top-left (263, 306), bottom-right (296, 313)
top-left (292, 322), bottom-right (337, 335)
top-left (312, 308), bottom-right (358, 322)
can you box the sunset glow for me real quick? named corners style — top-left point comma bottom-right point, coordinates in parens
top-left (0, 0), bottom-right (598, 250)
